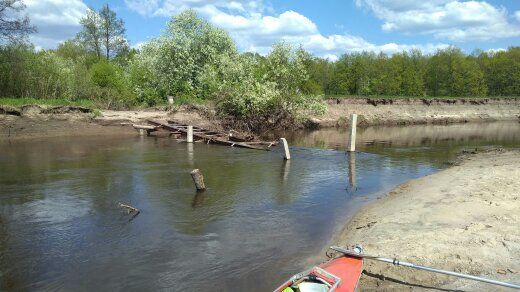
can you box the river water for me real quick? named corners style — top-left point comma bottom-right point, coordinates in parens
top-left (1, 122), bottom-right (519, 291)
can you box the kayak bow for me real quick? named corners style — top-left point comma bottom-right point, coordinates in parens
top-left (274, 254), bottom-right (363, 292)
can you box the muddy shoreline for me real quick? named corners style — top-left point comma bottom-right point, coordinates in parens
top-left (333, 149), bottom-right (520, 291)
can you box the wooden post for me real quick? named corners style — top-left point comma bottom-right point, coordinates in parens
top-left (348, 114), bottom-right (357, 152)
top-left (139, 129), bottom-right (145, 136)
top-left (280, 138), bottom-right (290, 160)
top-left (187, 125), bottom-right (194, 143)
top-left (190, 169), bottom-right (206, 191)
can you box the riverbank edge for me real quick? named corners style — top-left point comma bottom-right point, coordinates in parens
top-left (329, 149), bottom-right (520, 291)
top-left (308, 97), bottom-right (520, 128)
top-left (1, 97), bottom-right (520, 140)
top-left (0, 104), bottom-right (220, 140)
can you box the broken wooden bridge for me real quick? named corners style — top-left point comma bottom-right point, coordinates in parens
top-left (133, 120), bottom-right (278, 151)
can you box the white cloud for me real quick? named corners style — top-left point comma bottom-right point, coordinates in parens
top-left (25, 0), bottom-right (88, 49)
top-left (515, 10), bottom-right (520, 22)
top-left (486, 48), bottom-right (505, 54)
top-left (124, 0), bottom-right (160, 16)
top-left (124, 0), bottom-right (450, 59)
top-left (356, 0), bottom-right (520, 41)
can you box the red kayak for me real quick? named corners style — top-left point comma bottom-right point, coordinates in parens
top-left (274, 255), bottom-right (363, 292)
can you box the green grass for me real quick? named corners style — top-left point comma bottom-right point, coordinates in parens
top-left (0, 97), bottom-right (96, 108)
top-left (325, 95), bottom-right (520, 100)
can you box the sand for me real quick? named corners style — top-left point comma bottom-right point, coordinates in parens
top-left (311, 98), bottom-right (520, 127)
top-left (0, 105), bottom-right (218, 140)
top-left (334, 149), bottom-right (520, 291)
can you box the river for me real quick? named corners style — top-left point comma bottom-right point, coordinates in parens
top-left (0, 121), bottom-right (519, 291)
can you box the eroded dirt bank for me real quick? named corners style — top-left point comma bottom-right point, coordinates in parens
top-left (2, 98), bottom-right (520, 139)
top-left (334, 149), bottom-right (520, 291)
top-left (310, 98), bottom-right (520, 128)
top-left (0, 104), bottom-right (218, 140)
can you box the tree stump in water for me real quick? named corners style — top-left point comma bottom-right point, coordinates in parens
top-left (190, 169), bottom-right (206, 191)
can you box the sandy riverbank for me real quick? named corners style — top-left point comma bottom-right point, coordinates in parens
top-left (310, 98), bottom-right (520, 128)
top-left (0, 104), bottom-right (218, 140)
top-left (334, 149), bottom-right (520, 291)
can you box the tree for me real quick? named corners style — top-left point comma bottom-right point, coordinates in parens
top-left (77, 8), bottom-right (102, 58)
top-left (425, 47), bottom-right (487, 96)
top-left (133, 10), bottom-right (237, 101)
top-left (451, 56), bottom-right (486, 96)
top-left (99, 4), bottom-right (127, 60)
top-left (77, 5), bottom-right (127, 60)
top-left (0, 0), bottom-right (35, 41)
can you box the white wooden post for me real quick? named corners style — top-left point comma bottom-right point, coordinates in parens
top-left (348, 114), bottom-right (357, 152)
top-left (187, 125), bottom-right (193, 143)
top-left (280, 138), bottom-right (291, 160)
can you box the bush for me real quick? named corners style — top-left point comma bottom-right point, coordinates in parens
top-left (202, 45), bottom-right (326, 131)
top-left (90, 60), bottom-right (119, 88)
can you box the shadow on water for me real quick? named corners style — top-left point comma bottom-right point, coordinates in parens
top-left (0, 121), bottom-right (519, 291)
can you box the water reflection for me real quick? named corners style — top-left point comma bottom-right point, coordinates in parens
top-left (192, 192), bottom-right (205, 208)
top-left (0, 122), bottom-right (519, 291)
top-left (187, 142), bottom-right (194, 166)
top-left (283, 122), bottom-right (520, 151)
top-left (348, 152), bottom-right (356, 189)
top-left (281, 160), bottom-right (290, 184)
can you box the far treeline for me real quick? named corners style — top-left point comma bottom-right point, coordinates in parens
top-left (0, 2), bottom-right (519, 130)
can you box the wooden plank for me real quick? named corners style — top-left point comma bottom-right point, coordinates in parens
top-left (133, 124), bottom-right (158, 131)
top-left (147, 119), bottom-right (270, 151)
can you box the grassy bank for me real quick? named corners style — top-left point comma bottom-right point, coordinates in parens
top-left (0, 98), bottom-right (96, 108)
top-left (0, 96), bottom-right (209, 110)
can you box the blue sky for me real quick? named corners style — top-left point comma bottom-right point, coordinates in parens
top-left (24, 0), bottom-right (520, 59)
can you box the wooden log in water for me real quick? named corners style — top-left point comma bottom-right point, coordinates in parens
top-left (190, 169), bottom-right (206, 191)
top-left (133, 124), bottom-right (157, 130)
top-left (118, 202), bottom-right (140, 214)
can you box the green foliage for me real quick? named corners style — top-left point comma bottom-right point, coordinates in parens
top-left (202, 43), bottom-right (325, 130)
top-left (90, 60), bottom-right (118, 88)
top-left (132, 9), bottom-right (237, 105)
top-left (322, 46), bottom-right (492, 97)
top-left (0, 41), bottom-right (135, 109)
top-left (477, 47), bottom-right (520, 96)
